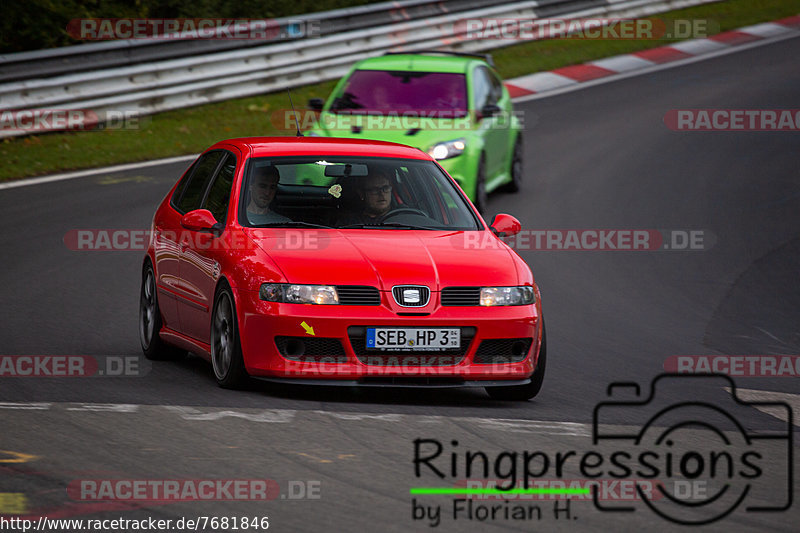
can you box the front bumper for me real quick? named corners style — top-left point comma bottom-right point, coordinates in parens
top-left (236, 289), bottom-right (540, 382)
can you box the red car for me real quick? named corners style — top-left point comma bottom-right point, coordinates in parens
top-left (139, 137), bottom-right (545, 400)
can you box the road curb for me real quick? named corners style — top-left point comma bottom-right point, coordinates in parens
top-left (503, 16), bottom-right (800, 98)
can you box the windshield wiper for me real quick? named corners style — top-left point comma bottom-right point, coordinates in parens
top-left (339, 222), bottom-right (437, 230)
top-left (258, 221), bottom-right (332, 229)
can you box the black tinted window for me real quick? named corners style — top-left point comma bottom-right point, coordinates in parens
top-left (203, 153), bottom-right (236, 223)
top-left (174, 151), bottom-right (224, 213)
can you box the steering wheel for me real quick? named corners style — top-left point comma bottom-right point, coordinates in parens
top-left (378, 207), bottom-right (428, 222)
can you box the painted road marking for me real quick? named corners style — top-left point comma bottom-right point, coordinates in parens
top-left (96, 175), bottom-right (155, 185)
top-left (0, 493), bottom-right (29, 514)
top-left (725, 387), bottom-right (799, 427)
top-left (0, 402), bottom-right (52, 410)
top-left (165, 406), bottom-right (296, 422)
top-left (0, 155), bottom-right (197, 191)
top-left (0, 450), bottom-right (38, 463)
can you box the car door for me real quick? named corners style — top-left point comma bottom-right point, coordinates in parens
top-left (153, 160), bottom-right (199, 331)
top-left (178, 150), bottom-right (238, 342)
top-left (165, 149), bottom-right (226, 338)
top-left (472, 65), bottom-right (507, 181)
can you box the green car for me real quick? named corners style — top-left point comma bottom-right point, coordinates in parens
top-left (306, 51), bottom-right (523, 213)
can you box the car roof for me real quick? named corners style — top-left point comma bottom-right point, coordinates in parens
top-left (213, 136), bottom-right (432, 160)
top-left (353, 53), bottom-right (479, 74)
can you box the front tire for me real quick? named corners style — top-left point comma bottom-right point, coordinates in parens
top-left (486, 321), bottom-right (547, 401)
top-left (139, 263), bottom-right (185, 361)
top-left (211, 284), bottom-right (249, 389)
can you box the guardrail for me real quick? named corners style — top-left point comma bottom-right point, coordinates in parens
top-left (0, 0), bottom-right (512, 83)
top-left (0, 0), bottom-right (720, 138)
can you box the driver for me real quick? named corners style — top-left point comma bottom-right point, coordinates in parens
top-left (338, 168), bottom-right (395, 225)
top-left (246, 165), bottom-right (291, 225)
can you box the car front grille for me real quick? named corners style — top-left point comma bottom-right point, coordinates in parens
top-left (441, 287), bottom-right (481, 306)
top-left (392, 285), bottom-right (430, 307)
top-left (473, 338), bottom-right (533, 364)
top-left (336, 285), bottom-right (381, 305)
top-left (274, 336), bottom-right (347, 363)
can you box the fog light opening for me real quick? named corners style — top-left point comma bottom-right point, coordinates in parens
top-left (286, 339), bottom-right (306, 357)
top-left (511, 341), bottom-right (527, 357)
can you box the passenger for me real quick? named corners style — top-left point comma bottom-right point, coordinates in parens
top-left (246, 166), bottom-right (291, 224)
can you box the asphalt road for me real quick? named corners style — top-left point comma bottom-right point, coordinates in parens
top-left (1, 35), bottom-right (798, 532)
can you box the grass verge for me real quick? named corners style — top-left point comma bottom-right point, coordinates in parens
top-left (2, 0), bottom-right (798, 181)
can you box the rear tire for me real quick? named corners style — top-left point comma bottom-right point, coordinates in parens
top-left (474, 155), bottom-right (488, 214)
top-left (211, 284), bottom-right (249, 389)
top-left (140, 263), bottom-right (185, 361)
top-left (486, 321), bottom-right (546, 401)
top-left (501, 134), bottom-right (522, 193)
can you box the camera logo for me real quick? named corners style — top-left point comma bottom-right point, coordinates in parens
top-left (592, 373), bottom-right (793, 525)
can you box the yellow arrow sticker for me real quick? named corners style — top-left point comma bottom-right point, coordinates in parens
top-left (0, 493), bottom-right (28, 515)
top-left (300, 321), bottom-right (315, 336)
top-left (0, 450), bottom-right (37, 463)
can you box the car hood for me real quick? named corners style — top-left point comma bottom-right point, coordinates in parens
top-left (311, 113), bottom-right (473, 152)
top-left (245, 229), bottom-right (518, 289)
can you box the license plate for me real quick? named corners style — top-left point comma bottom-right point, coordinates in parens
top-left (366, 328), bottom-right (460, 350)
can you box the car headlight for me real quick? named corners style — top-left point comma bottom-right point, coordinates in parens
top-left (480, 286), bottom-right (535, 306)
top-left (428, 138), bottom-right (466, 160)
top-left (259, 284), bottom-right (339, 304)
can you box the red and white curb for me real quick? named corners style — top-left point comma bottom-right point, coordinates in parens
top-left (503, 16), bottom-right (800, 99)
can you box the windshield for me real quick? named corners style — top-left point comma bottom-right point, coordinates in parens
top-left (329, 70), bottom-right (468, 118)
top-left (239, 156), bottom-right (480, 230)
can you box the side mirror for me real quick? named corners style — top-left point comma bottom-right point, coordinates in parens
top-left (489, 213), bottom-right (521, 238)
top-left (181, 209), bottom-right (222, 234)
top-left (308, 98), bottom-right (324, 111)
top-left (480, 103), bottom-right (501, 119)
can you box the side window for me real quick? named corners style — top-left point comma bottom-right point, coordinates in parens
top-left (202, 153), bottom-right (236, 223)
top-left (171, 161), bottom-right (197, 204)
top-left (489, 71), bottom-right (504, 103)
top-left (472, 67), bottom-right (492, 111)
top-left (173, 151), bottom-right (225, 213)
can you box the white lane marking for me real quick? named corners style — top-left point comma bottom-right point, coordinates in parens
top-left (0, 402), bottom-right (52, 410)
top-left (469, 418), bottom-right (592, 437)
top-left (313, 410), bottom-right (404, 422)
top-left (725, 387), bottom-right (799, 427)
top-left (66, 404), bottom-right (139, 412)
top-left (512, 32), bottom-right (800, 104)
top-left (164, 406), bottom-right (296, 422)
top-left (0, 154), bottom-right (197, 191)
